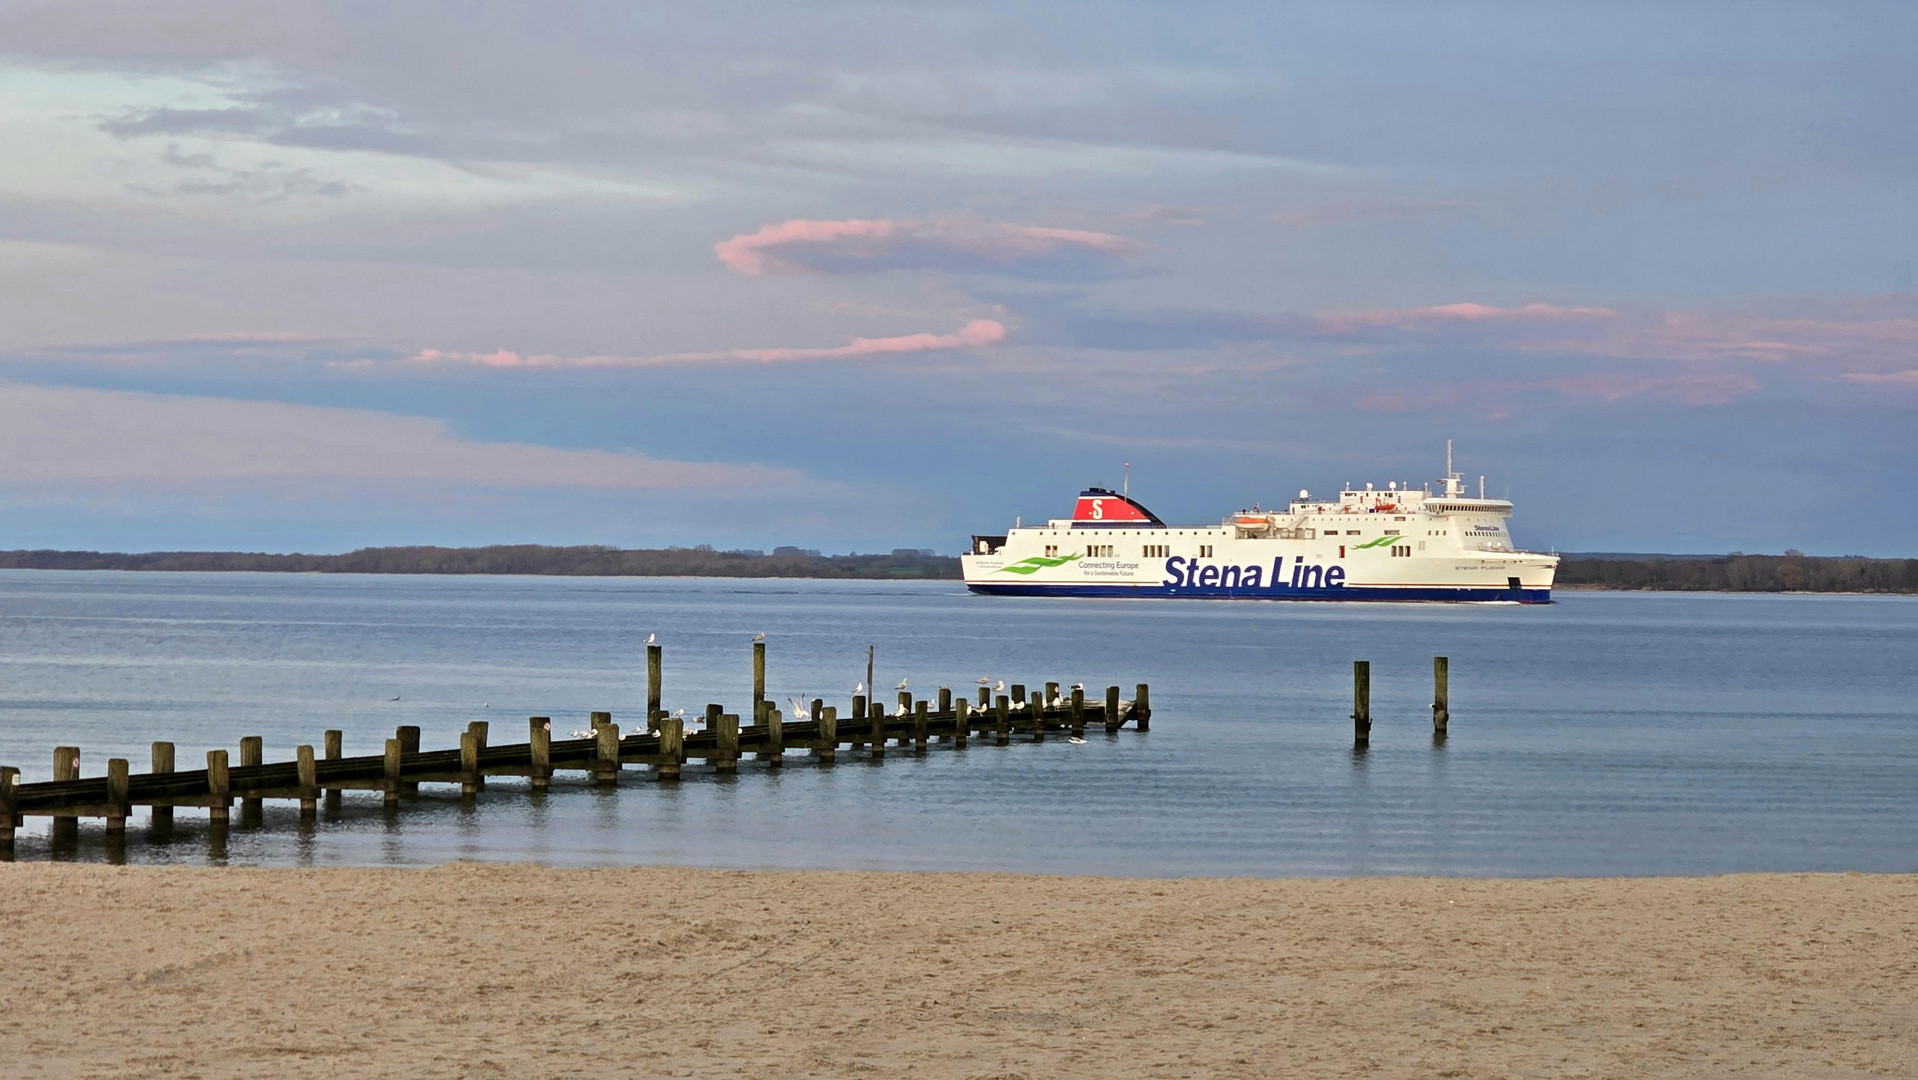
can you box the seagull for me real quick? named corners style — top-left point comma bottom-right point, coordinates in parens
top-left (1070, 683), bottom-right (1084, 692)
top-left (644, 632), bottom-right (657, 645)
top-left (788, 697), bottom-right (813, 722)
top-left (1067, 736), bottom-right (1087, 745)
top-left (976, 676), bottom-right (991, 686)
top-left (754, 632), bottom-right (765, 642)
top-left (895, 677), bottom-right (909, 692)
top-left (993, 680), bottom-right (1005, 693)
top-left (482, 702), bottom-right (490, 709)
top-left (854, 682), bottom-right (864, 695)
top-left (389, 695), bottom-right (402, 702)
top-left (568, 729), bottom-right (594, 739)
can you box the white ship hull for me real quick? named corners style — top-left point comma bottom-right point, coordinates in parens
top-left (961, 456), bottom-right (1557, 603)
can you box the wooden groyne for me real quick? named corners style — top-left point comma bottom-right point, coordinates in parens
top-left (0, 677), bottom-right (1150, 853)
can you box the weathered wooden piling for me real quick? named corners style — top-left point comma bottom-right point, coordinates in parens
top-left (1070, 686), bottom-right (1085, 738)
top-left (105, 758), bottom-right (130, 833)
top-left (398, 726), bottom-right (421, 795)
top-left (1105, 686), bottom-right (1121, 733)
top-left (460, 730), bottom-right (481, 797)
top-left (913, 700), bottom-right (929, 751)
top-left (851, 694), bottom-right (868, 750)
top-left (323, 729), bottom-right (343, 810)
top-left (977, 686), bottom-right (990, 707)
top-left (53, 746), bottom-right (78, 836)
top-left (953, 698), bottom-right (970, 747)
top-left (467, 721), bottom-right (490, 791)
top-left (150, 742), bottom-right (176, 829)
top-left (1010, 683), bottom-right (1026, 708)
top-left (0, 766), bottom-right (18, 848)
top-left (647, 643), bottom-right (664, 721)
top-left (1135, 683), bottom-right (1151, 731)
top-left (296, 745), bottom-right (318, 817)
top-left (714, 711), bottom-right (739, 774)
top-left (752, 639), bottom-right (766, 713)
top-left (995, 695), bottom-right (1011, 745)
top-left (594, 719), bottom-right (621, 786)
top-left (240, 736), bottom-right (263, 815)
top-left (1353, 661), bottom-right (1371, 744)
top-left (763, 701), bottom-right (784, 766)
top-left (868, 702), bottom-right (887, 760)
top-left (815, 704), bottom-right (837, 763)
top-left (207, 749), bottom-right (231, 824)
top-left (382, 738), bottom-right (402, 807)
top-left (529, 717), bottom-right (551, 792)
top-left (655, 714), bottom-right (683, 780)
top-left (1432, 656), bottom-right (1450, 734)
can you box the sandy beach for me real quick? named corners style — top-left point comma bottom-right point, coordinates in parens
top-left (1, 864), bottom-right (1913, 1078)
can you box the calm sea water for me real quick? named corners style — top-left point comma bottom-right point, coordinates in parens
top-left (1, 570), bottom-right (1913, 876)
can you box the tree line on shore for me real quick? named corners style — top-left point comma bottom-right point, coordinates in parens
top-left (1, 546), bottom-right (1913, 592)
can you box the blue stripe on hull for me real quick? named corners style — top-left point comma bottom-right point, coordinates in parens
top-left (967, 582), bottom-right (1553, 603)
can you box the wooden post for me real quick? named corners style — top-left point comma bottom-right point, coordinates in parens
top-left (1105, 686), bottom-right (1122, 734)
top-left (150, 742), bottom-right (176, 829)
top-left (1030, 687), bottom-right (1046, 742)
top-left (0, 766), bottom-right (17, 849)
top-left (1010, 684), bottom-right (1026, 710)
top-left (715, 712), bottom-right (739, 774)
top-left (994, 695), bottom-right (1011, 746)
top-left (105, 757), bottom-right (130, 833)
top-left (322, 729), bottom-right (342, 810)
top-left (383, 738), bottom-right (402, 807)
top-left (953, 699), bottom-right (970, 747)
top-left (594, 720), bottom-right (621, 786)
top-left (239, 735), bottom-right (263, 815)
top-left (977, 686), bottom-right (990, 707)
top-left (656, 714), bottom-right (683, 781)
top-left (1432, 656), bottom-right (1450, 734)
top-left (1353, 660), bottom-right (1371, 744)
top-left (1134, 683), bottom-right (1151, 731)
top-left (850, 695), bottom-right (867, 750)
top-left (897, 691), bottom-right (912, 746)
top-left (816, 705), bottom-right (837, 763)
top-left (647, 644), bottom-right (663, 721)
top-left (467, 720), bottom-right (489, 791)
top-left (937, 687), bottom-right (952, 738)
top-left (752, 639), bottom-right (766, 714)
top-left (397, 725), bottom-right (421, 795)
top-left (296, 744), bottom-right (318, 818)
top-left (1070, 686), bottom-right (1085, 738)
top-left (529, 717), bottom-right (551, 791)
top-left (460, 730), bottom-right (481, 796)
top-left (764, 703), bottom-right (784, 767)
top-left (868, 702), bottom-right (886, 761)
top-left (708, 703), bottom-right (724, 761)
top-left (913, 700), bottom-right (929, 752)
top-left (207, 749), bottom-right (231, 824)
top-left (53, 746), bottom-right (79, 835)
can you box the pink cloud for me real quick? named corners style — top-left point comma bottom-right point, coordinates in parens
top-left (1317, 302), bottom-right (1616, 333)
top-left (713, 217), bottom-right (1146, 275)
top-left (1840, 369), bottom-right (1918, 385)
top-left (411, 318), bottom-right (1007, 370)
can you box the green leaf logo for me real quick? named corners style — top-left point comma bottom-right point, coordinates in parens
top-left (1354, 535), bottom-right (1399, 549)
top-left (996, 554), bottom-right (1083, 575)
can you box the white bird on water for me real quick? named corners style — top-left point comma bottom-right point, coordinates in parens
top-left (482, 702), bottom-right (489, 709)
top-left (1067, 736), bottom-right (1087, 745)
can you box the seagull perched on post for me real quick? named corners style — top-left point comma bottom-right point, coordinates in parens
top-left (644, 632), bottom-right (657, 645)
top-left (993, 680), bottom-right (1005, 694)
top-left (895, 677), bottom-right (909, 692)
top-left (754, 632), bottom-right (765, 642)
top-left (853, 682), bottom-right (864, 695)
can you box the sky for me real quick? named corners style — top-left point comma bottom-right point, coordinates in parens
top-left (1, 1), bottom-right (1915, 556)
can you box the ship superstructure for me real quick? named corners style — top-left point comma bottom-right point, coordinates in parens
top-left (962, 447), bottom-right (1557, 602)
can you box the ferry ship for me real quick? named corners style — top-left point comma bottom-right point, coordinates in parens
top-left (962, 447), bottom-right (1557, 602)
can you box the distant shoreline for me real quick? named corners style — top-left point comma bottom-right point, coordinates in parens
top-left (2, 546), bottom-right (1914, 593)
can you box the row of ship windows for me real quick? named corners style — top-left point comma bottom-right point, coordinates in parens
top-left (1047, 544), bottom-right (1207, 558)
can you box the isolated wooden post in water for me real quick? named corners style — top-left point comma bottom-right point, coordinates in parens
top-left (1105, 686), bottom-right (1121, 734)
top-left (1134, 683), bottom-right (1151, 731)
top-left (816, 704), bottom-right (837, 763)
top-left (995, 695), bottom-right (1011, 746)
top-left (647, 643), bottom-right (664, 721)
top-left (594, 720), bottom-right (621, 786)
top-left (1352, 661), bottom-right (1371, 745)
top-left (529, 717), bottom-right (551, 792)
top-left (382, 738), bottom-right (402, 807)
top-left (656, 714), bottom-right (683, 781)
top-left (753, 639), bottom-right (766, 713)
top-left (105, 757), bottom-right (130, 834)
top-left (150, 742), bottom-right (176, 829)
top-left (397, 725), bottom-right (421, 795)
top-left (1432, 656), bottom-right (1450, 734)
top-left (715, 711), bottom-right (739, 774)
top-left (206, 749), bottom-right (231, 824)
top-left (240, 736), bottom-right (263, 814)
top-left (869, 702), bottom-right (887, 761)
top-left (296, 744), bottom-right (318, 818)
top-left (322, 729), bottom-right (343, 810)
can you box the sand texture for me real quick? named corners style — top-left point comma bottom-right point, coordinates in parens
top-left (1, 864), bottom-right (1914, 1078)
